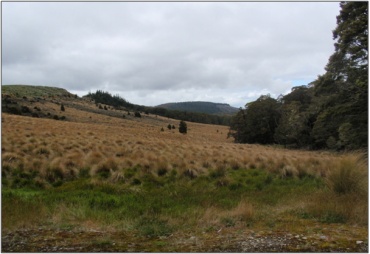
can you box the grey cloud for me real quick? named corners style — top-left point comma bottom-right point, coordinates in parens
top-left (2, 2), bottom-right (340, 107)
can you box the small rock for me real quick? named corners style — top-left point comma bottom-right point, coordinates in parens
top-left (319, 235), bottom-right (327, 240)
top-left (356, 241), bottom-right (363, 245)
top-left (302, 237), bottom-right (307, 240)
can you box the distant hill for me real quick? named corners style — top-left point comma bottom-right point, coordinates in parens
top-left (156, 101), bottom-right (239, 115)
top-left (1, 85), bottom-right (232, 126)
top-left (2, 84), bottom-right (74, 97)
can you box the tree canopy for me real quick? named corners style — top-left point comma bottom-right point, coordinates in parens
top-left (229, 2), bottom-right (368, 150)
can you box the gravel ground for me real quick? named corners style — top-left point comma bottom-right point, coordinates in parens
top-left (2, 228), bottom-right (368, 252)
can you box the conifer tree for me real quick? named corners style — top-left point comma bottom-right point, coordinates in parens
top-left (179, 120), bottom-right (187, 134)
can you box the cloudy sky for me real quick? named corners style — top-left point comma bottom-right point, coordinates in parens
top-left (3, 2), bottom-right (340, 108)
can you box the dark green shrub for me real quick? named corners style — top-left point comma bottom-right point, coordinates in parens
top-left (21, 106), bottom-right (31, 113)
top-left (131, 178), bottom-right (141, 185)
top-left (8, 107), bottom-right (21, 115)
top-left (157, 168), bottom-right (168, 177)
top-left (78, 168), bottom-right (90, 178)
top-left (134, 112), bottom-right (141, 118)
top-left (96, 165), bottom-right (111, 179)
top-left (61, 104), bottom-right (65, 111)
top-left (53, 115), bottom-right (59, 120)
top-left (179, 120), bottom-right (187, 134)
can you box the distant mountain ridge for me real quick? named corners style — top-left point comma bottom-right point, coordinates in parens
top-left (156, 101), bottom-right (239, 115)
top-left (2, 85), bottom-right (233, 126)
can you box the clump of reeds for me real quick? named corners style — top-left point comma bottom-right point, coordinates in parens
top-left (325, 153), bottom-right (367, 195)
top-left (304, 152), bottom-right (368, 225)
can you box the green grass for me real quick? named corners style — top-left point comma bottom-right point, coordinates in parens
top-left (2, 167), bottom-right (329, 235)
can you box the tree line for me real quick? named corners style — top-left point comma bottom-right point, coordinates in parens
top-left (229, 2), bottom-right (368, 151)
top-left (84, 90), bottom-right (232, 126)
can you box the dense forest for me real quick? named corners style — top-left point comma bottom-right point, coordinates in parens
top-left (157, 101), bottom-right (238, 115)
top-left (84, 90), bottom-right (232, 126)
top-left (229, 2), bottom-right (368, 150)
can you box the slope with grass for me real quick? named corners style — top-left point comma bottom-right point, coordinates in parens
top-left (1, 85), bottom-right (368, 252)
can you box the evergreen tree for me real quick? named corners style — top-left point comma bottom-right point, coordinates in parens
top-left (134, 112), bottom-right (141, 118)
top-left (61, 104), bottom-right (65, 111)
top-left (230, 2), bottom-right (367, 150)
top-left (311, 2), bottom-right (368, 149)
top-left (179, 120), bottom-right (187, 134)
top-left (229, 95), bottom-right (281, 144)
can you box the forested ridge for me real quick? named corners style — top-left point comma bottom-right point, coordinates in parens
top-left (157, 101), bottom-right (238, 115)
top-left (229, 2), bottom-right (368, 150)
top-left (84, 90), bottom-right (232, 126)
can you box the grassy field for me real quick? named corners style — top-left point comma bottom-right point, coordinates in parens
top-left (1, 87), bottom-right (368, 251)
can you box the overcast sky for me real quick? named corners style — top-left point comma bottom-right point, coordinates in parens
top-left (3, 2), bottom-right (340, 108)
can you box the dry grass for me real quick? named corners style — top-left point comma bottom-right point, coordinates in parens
top-left (2, 102), bottom-right (368, 232)
top-left (2, 112), bottom-right (342, 185)
top-left (303, 153), bottom-right (368, 225)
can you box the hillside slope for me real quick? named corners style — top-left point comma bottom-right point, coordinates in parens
top-left (1, 85), bottom-right (231, 129)
top-left (2, 84), bottom-right (74, 97)
top-left (156, 101), bottom-right (239, 115)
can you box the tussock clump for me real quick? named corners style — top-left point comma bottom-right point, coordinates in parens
top-left (182, 169), bottom-right (197, 179)
top-left (86, 151), bottom-right (104, 165)
top-left (302, 153), bottom-right (368, 225)
top-left (280, 165), bottom-right (298, 178)
top-left (228, 200), bottom-right (254, 222)
top-left (228, 159), bottom-right (241, 170)
top-left (326, 153), bottom-right (367, 195)
top-left (94, 163), bottom-right (111, 179)
top-left (305, 190), bottom-right (368, 225)
top-left (29, 158), bottom-right (45, 172)
top-left (103, 157), bottom-right (119, 172)
top-left (110, 171), bottom-right (125, 183)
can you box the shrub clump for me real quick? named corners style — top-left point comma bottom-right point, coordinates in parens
top-left (326, 154), bottom-right (367, 195)
top-left (179, 120), bottom-right (187, 134)
top-left (134, 112), bottom-right (141, 118)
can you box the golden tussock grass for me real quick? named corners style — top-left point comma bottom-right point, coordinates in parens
top-left (200, 199), bottom-right (254, 229)
top-left (1, 113), bottom-right (360, 185)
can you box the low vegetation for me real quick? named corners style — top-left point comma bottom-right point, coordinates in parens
top-left (2, 111), bottom-right (367, 251)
